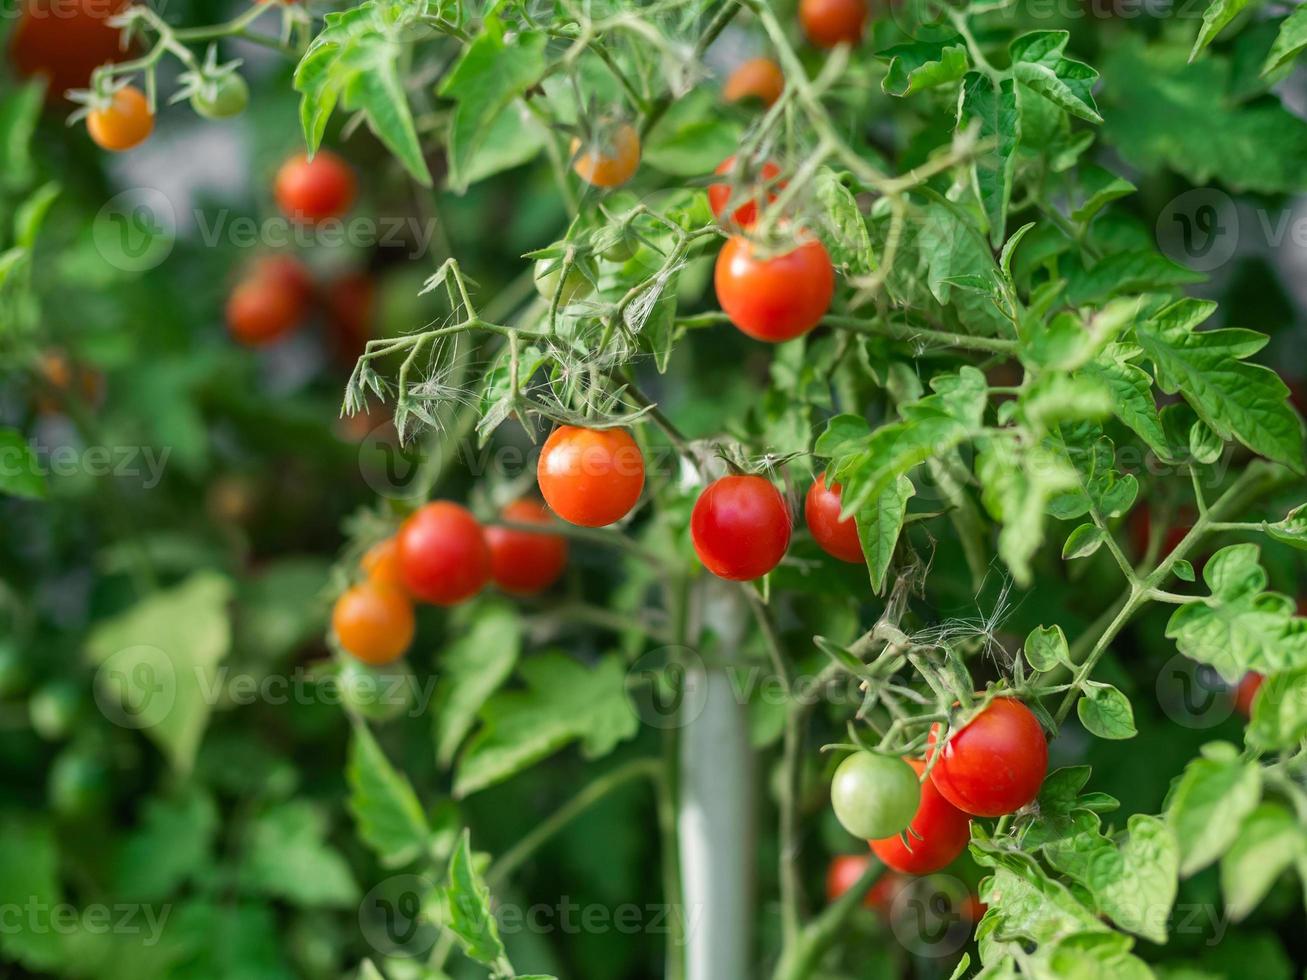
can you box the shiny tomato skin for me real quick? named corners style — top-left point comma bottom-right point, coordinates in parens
top-left (275, 150), bottom-right (357, 224)
top-left (1234, 672), bottom-right (1263, 718)
top-left (571, 123), bottom-right (640, 188)
top-left (332, 581), bottom-right (415, 666)
top-left (927, 698), bottom-right (1048, 817)
top-left (714, 236), bottom-right (834, 342)
top-left (486, 499), bottom-right (569, 595)
top-left (806, 472), bottom-right (863, 563)
top-left (226, 275), bottom-right (305, 346)
top-left (708, 157), bottom-right (783, 228)
top-left (361, 537), bottom-right (406, 591)
top-left (800, 0), bottom-right (868, 48)
top-left (10, 0), bottom-right (126, 103)
top-left (397, 501), bottom-right (491, 606)
top-left (537, 426), bottom-right (645, 528)
top-left (691, 475), bottom-right (791, 581)
top-left (723, 57), bottom-right (785, 107)
top-left (87, 85), bottom-right (153, 151)
top-left (870, 758), bottom-right (972, 875)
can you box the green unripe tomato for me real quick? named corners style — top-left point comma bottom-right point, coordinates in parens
top-left (533, 257), bottom-right (592, 306)
top-left (30, 680), bottom-right (82, 741)
top-left (602, 229), bottom-right (638, 263)
top-left (830, 751), bottom-right (920, 840)
top-left (0, 642), bottom-right (30, 699)
top-left (190, 73), bottom-right (249, 120)
top-left (337, 659), bottom-right (414, 723)
top-left (49, 749), bottom-right (110, 818)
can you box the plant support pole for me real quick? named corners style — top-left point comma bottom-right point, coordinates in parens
top-left (678, 580), bottom-right (754, 980)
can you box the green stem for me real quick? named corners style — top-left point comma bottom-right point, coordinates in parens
top-left (773, 858), bottom-right (883, 980)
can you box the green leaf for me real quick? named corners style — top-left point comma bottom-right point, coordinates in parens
top-left (1166, 544), bottom-right (1304, 682)
top-left (295, 2), bottom-right (432, 185)
top-left (0, 427), bottom-right (46, 500)
top-left (1077, 681), bottom-right (1137, 739)
top-left (1219, 803), bottom-right (1303, 920)
top-left (14, 181), bottom-right (59, 249)
top-left (1191, 0), bottom-right (1256, 61)
top-left (1166, 746), bottom-right (1262, 875)
top-left (879, 38), bottom-right (970, 96)
top-left (976, 439), bottom-right (1079, 585)
top-left (439, 830), bottom-right (508, 969)
top-left (855, 474), bottom-right (914, 595)
top-left (1070, 165), bottom-right (1135, 225)
top-left (114, 787), bottom-right (218, 901)
top-left (0, 81), bottom-right (42, 190)
top-left (1263, 6), bottom-right (1307, 74)
top-left (1066, 249), bottom-right (1204, 306)
top-left (1009, 31), bottom-right (1102, 123)
top-left (1044, 815), bottom-right (1178, 942)
top-left (1082, 347), bottom-right (1171, 460)
top-left (1266, 503), bottom-right (1307, 550)
top-left (460, 101), bottom-right (548, 186)
top-left (1247, 665), bottom-right (1307, 749)
top-left (1025, 625), bottom-right (1071, 672)
top-left (0, 813), bottom-right (64, 970)
top-left (434, 602), bottom-right (522, 767)
top-left (969, 844), bottom-right (1108, 943)
top-left (347, 721), bottom-right (432, 866)
top-left (86, 572), bottom-right (232, 773)
top-left (1137, 299), bottom-right (1304, 471)
top-left (813, 168), bottom-right (875, 277)
top-left (1063, 523), bottom-right (1105, 560)
top-left (437, 16), bottom-right (549, 191)
top-left (643, 88), bottom-right (742, 177)
top-left (959, 73), bottom-right (1021, 246)
top-left (239, 801), bottom-right (359, 907)
top-left (455, 653), bottom-right (639, 797)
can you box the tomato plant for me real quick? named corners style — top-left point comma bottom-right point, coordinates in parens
top-left (7, 1), bottom-right (1307, 979)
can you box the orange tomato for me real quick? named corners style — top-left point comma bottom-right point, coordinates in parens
top-left (571, 124), bottom-right (640, 188)
top-left (86, 86), bottom-right (153, 152)
top-left (723, 57), bottom-right (785, 107)
top-left (331, 581), bottom-right (415, 665)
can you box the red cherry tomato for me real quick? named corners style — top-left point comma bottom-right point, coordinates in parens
top-left (331, 581), bottom-right (414, 666)
top-left (275, 150), bottom-right (357, 224)
top-left (537, 426), bottom-right (645, 528)
top-left (870, 758), bottom-right (972, 874)
top-left (397, 501), bottom-right (491, 606)
top-left (805, 472), bottom-right (863, 563)
top-left (714, 236), bottom-right (834, 342)
top-left (226, 274), bottom-right (307, 346)
top-left (10, 0), bottom-right (127, 103)
top-left (252, 255), bottom-right (314, 307)
top-left (927, 698), bottom-right (1048, 817)
top-left (361, 537), bottom-right (406, 591)
top-left (723, 57), bottom-right (785, 107)
top-left (486, 499), bottom-right (569, 595)
top-left (800, 0), bottom-right (868, 48)
top-left (86, 85), bottom-right (153, 152)
top-left (1234, 672), bottom-right (1263, 718)
top-left (708, 156), bottom-right (783, 228)
top-left (691, 475), bottom-right (791, 581)
top-left (825, 855), bottom-right (905, 913)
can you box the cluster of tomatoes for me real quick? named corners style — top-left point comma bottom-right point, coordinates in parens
top-left (829, 698), bottom-right (1047, 878)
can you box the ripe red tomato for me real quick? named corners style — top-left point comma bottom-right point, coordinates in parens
top-left (361, 537), bottom-right (406, 591)
top-left (486, 499), bottom-right (569, 595)
top-left (708, 157), bottom-right (783, 228)
top-left (331, 581), bottom-right (415, 665)
top-left (252, 254), bottom-right (314, 307)
top-left (800, 0), bottom-right (868, 48)
top-left (831, 751), bottom-right (920, 839)
top-left (537, 426), bottom-right (645, 528)
top-left (805, 472), bottom-right (863, 563)
top-left (723, 57), bottom-right (785, 107)
top-left (714, 236), bottom-right (834, 342)
top-left (571, 123), bottom-right (640, 188)
top-left (275, 150), bottom-right (357, 224)
top-left (870, 758), bottom-right (972, 874)
top-left (1234, 672), bottom-right (1263, 718)
top-left (10, 0), bottom-right (127, 103)
top-left (825, 855), bottom-right (905, 912)
top-left (226, 275), bottom-right (306, 346)
top-left (397, 501), bottom-right (491, 606)
top-left (927, 698), bottom-right (1048, 817)
top-left (86, 86), bottom-right (153, 152)
top-left (691, 475), bottom-right (791, 581)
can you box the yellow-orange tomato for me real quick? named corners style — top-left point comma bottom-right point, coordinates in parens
top-left (361, 537), bottom-right (406, 591)
top-left (537, 426), bottom-right (645, 527)
top-left (86, 86), bottom-right (154, 151)
top-left (571, 124), bottom-right (640, 188)
top-left (331, 581), bottom-right (415, 666)
top-left (723, 57), bottom-right (785, 107)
